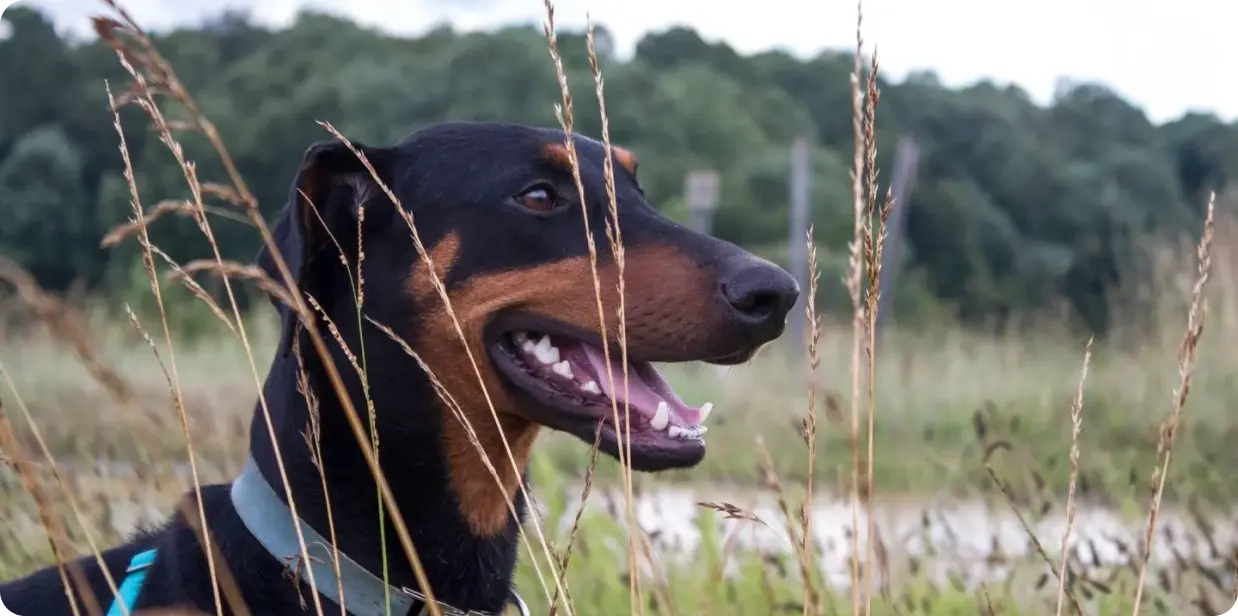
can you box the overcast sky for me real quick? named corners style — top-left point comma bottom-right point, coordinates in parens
top-left (8, 0), bottom-right (1236, 124)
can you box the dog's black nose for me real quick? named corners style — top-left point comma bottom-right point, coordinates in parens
top-left (719, 259), bottom-right (800, 328)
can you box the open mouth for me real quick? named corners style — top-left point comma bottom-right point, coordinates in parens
top-left (489, 329), bottom-right (714, 470)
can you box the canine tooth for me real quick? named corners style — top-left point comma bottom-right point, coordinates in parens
top-left (650, 400), bottom-right (670, 431)
top-left (699, 402), bottom-right (713, 423)
top-left (552, 360), bottom-right (574, 379)
top-left (581, 381), bottom-right (601, 394)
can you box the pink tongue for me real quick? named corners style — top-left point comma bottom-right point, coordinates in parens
top-left (578, 344), bottom-right (702, 426)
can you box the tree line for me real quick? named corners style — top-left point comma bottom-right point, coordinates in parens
top-left (1, 6), bottom-right (1234, 333)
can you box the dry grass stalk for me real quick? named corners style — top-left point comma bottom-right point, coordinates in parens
top-left (100, 199), bottom-right (251, 249)
top-left (361, 312), bottom-right (558, 541)
top-left (317, 123), bottom-right (566, 611)
top-left (94, 7), bottom-right (437, 614)
top-left (174, 259), bottom-right (297, 313)
top-left (548, 424), bottom-right (604, 616)
top-left (844, 4), bottom-right (868, 613)
top-left (540, 1), bottom-right (643, 610)
top-left (173, 497), bottom-right (252, 616)
top-left (698, 501), bottom-right (771, 530)
top-left (632, 526), bottom-right (682, 616)
top-left (340, 197), bottom-right (392, 605)
top-left (984, 464), bottom-right (1083, 615)
top-left (106, 78), bottom-right (224, 616)
top-left (858, 47), bottom-right (889, 616)
top-left (363, 314), bottom-right (565, 608)
top-left (801, 229), bottom-right (824, 616)
top-left (290, 329), bottom-right (347, 616)
top-left (145, 245), bottom-right (236, 336)
top-left (1131, 192), bottom-right (1218, 614)
top-left (756, 437), bottom-right (816, 594)
top-left (364, 309), bottom-right (562, 585)
top-left (0, 256), bottom-right (134, 406)
top-left (0, 362), bottom-right (123, 616)
top-left (1054, 337), bottom-right (1093, 616)
top-left (298, 200), bottom-right (390, 603)
top-left (583, 21), bottom-right (643, 611)
top-left (0, 394), bottom-right (97, 616)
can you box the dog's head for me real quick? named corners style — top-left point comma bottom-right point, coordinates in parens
top-left (258, 121), bottom-right (798, 531)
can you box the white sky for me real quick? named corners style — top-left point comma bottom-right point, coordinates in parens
top-left (7, 0), bottom-right (1237, 123)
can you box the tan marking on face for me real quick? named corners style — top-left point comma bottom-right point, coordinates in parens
top-left (407, 234), bottom-right (721, 536)
top-left (612, 147), bottom-right (638, 176)
top-left (540, 142), bottom-right (573, 174)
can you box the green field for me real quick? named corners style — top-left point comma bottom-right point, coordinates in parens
top-left (3, 300), bottom-right (1236, 613)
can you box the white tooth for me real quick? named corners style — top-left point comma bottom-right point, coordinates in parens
top-left (533, 337), bottom-right (560, 364)
top-left (698, 402), bottom-right (713, 423)
top-left (514, 332), bottom-right (529, 343)
top-left (581, 381), bottom-right (601, 394)
top-left (552, 360), bottom-right (574, 379)
top-left (521, 340), bottom-right (536, 353)
top-left (696, 426), bottom-right (708, 435)
top-left (668, 426), bottom-right (682, 438)
top-left (650, 401), bottom-right (670, 431)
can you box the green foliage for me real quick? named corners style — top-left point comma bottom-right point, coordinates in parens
top-left (1, 6), bottom-right (1236, 333)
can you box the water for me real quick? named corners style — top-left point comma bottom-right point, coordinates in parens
top-left (546, 483), bottom-right (1237, 591)
top-left (52, 462), bottom-right (1236, 593)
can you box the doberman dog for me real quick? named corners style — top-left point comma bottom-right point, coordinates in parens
top-left (0, 121), bottom-right (799, 615)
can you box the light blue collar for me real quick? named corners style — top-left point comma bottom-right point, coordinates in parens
top-left (230, 457), bottom-right (526, 616)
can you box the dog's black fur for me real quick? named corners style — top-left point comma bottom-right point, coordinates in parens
top-left (1, 121), bottom-right (798, 615)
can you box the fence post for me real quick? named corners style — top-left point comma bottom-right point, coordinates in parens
top-left (684, 170), bottom-right (721, 235)
top-left (874, 135), bottom-right (920, 342)
top-left (787, 138), bottom-right (812, 352)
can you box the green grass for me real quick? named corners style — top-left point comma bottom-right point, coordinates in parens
top-left (8, 305), bottom-right (1234, 501)
top-left (3, 307), bottom-right (1237, 613)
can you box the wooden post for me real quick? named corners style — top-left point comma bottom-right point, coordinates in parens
top-left (684, 170), bottom-right (721, 235)
top-left (874, 135), bottom-right (920, 342)
top-left (787, 138), bottom-right (812, 352)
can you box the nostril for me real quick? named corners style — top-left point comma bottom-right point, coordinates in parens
top-left (722, 283), bottom-right (780, 320)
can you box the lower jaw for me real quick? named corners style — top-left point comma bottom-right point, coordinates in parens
top-left (586, 418), bottom-right (707, 471)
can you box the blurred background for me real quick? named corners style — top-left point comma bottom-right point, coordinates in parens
top-left (2, 0), bottom-right (1237, 613)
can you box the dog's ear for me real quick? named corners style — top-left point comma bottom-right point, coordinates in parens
top-left (256, 139), bottom-right (395, 357)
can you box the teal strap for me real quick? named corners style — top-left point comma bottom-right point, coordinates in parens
top-left (105, 548), bottom-right (157, 616)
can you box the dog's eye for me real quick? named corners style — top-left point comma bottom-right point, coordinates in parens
top-left (515, 184), bottom-right (561, 212)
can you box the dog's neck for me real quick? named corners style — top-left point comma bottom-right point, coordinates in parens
top-left (243, 339), bottom-right (527, 612)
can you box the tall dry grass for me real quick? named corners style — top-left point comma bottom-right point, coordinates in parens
top-left (0, 1), bottom-right (1229, 616)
